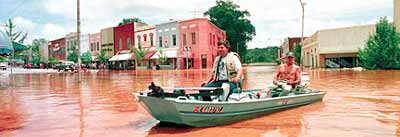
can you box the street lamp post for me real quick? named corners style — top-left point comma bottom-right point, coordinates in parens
top-left (77, 0), bottom-right (81, 83)
top-left (298, 0), bottom-right (305, 46)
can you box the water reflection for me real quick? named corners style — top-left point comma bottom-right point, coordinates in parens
top-left (0, 67), bottom-right (399, 137)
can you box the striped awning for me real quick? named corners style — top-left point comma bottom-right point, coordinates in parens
top-left (109, 53), bottom-right (134, 61)
top-left (144, 50), bottom-right (157, 59)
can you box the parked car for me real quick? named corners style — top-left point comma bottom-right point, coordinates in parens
top-left (24, 63), bottom-right (31, 69)
top-left (57, 61), bottom-right (77, 72)
top-left (0, 62), bottom-right (7, 70)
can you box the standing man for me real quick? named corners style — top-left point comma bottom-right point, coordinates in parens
top-left (273, 51), bottom-right (301, 87)
top-left (201, 40), bottom-right (243, 101)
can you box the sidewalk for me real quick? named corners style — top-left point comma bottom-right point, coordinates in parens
top-left (0, 67), bottom-right (59, 75)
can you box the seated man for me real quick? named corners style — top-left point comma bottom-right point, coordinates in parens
top-left (272, 52), bottom-right (301, 96)
top-left (200, 40), bottom-right (243, 101)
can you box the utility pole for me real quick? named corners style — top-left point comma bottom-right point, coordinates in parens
top-left (77, 0), bottom-right (81, 83)
top-left (298, 0), bottom-right (305, 46)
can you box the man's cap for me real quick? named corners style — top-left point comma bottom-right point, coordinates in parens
top-left (286, 52), bottom-right (295, 57)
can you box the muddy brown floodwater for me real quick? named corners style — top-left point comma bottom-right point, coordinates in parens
top-left (0, 66), bottom-right (399, 137)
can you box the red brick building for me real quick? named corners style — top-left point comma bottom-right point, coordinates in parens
top-left (278, 37), bottom-right (306, 59)
top-left (48, 37), bottom-right (66, 61)
top-left (114, 23), bottom-right (135, 54)
top-left (178, 18), bottom-right (226, 69)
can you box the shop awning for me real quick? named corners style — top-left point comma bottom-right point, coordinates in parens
top-left (109, 53), bottom-right (134, 61)
top-left (13, 41), bottom-right (28, 51)
top-left (151, 49), bottom-right (178, 59)
top-left (144, 50), bottom-right (157, 59)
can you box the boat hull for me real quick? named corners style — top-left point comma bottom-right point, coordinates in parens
top-left (136, 91), bottom-right (325, 127)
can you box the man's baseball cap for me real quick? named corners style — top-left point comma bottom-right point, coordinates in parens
top-left (286, 52), bottom-right (295, 58)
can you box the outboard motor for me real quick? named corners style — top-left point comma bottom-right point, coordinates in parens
top-left (147, 82), bottom-right (165, 98)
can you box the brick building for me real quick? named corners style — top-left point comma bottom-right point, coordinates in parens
top-left (178, 18), bottom-right (226, 69)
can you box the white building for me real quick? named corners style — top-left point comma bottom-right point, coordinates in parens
top-left (301, 0), bottom-right (399, 68)
top-left (65, 32), bottom-right (90, 61)
top-left (39, 41), bottom-right (49, 62)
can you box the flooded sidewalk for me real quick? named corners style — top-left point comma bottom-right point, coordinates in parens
top-left (0, 67), bottom-right (59, 75)
top-left (0, 66), bottom-right (399, 137)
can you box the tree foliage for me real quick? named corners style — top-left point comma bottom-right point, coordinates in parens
top-left (358, 17), bottom-right (400, 70)
top-left (157, 49), bottom-right (168, 65)
top-left (118, 18), bottom-right (146, 26)
top-left (5, 19), bottom-right (27, 43)
top-left (67, 46), bottom-right (78, 63)
top-left (294, 44), bottom-right (302, 65)
top-left (0, 56), bottom-right (7, 62)
top-left (204, 0), bottom-right (256, 58)
top-left (131, 43), bottom-right (148, 66)
top-left (81, 51), bottom-right (92, 65)
top-left (96, 50), bottom-right (108, 64)
top-left (30, 38), bottom-right (47, 65)
top-left (48, 57), bottom-right (59, 66)
top-left (245, 47), bottom-right (279, 63)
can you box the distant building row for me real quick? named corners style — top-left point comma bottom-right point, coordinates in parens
top-left (279, 0), bottom-right (400, 68)
top-left (48, 18), bottom-right (226, 69)
top-left (279, 25), bottom-right (375, 68)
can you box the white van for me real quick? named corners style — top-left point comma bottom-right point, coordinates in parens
top-left (0, 62), bottom-right (7, 70)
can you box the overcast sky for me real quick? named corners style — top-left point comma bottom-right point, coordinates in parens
top-left (0, 0), bottom-right (393, 48)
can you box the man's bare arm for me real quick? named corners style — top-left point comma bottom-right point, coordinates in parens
top-left (232, 67), bottom-right (243, 83)
top-left (273, 65), bottom-right (282, 84)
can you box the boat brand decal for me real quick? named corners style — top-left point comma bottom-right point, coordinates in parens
top-left (193, 105), bottom-right (224, 113)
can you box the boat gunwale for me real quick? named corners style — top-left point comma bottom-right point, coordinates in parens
top-left (133, 91), bottom-right (326, 105)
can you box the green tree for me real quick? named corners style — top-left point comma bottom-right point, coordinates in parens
top-left (0, 56), bottom-right (7, 62)
top-left (81, 51), bottom-right (92, 66)
top-left (157, 49), bottom-right (168, 65)
top-left (67, 46), bottom-right (78, 63)
top-left (5, 19), bottom-right (27, 43)
top-left (30, 38), bottom-right (47, 65)
top-left (131, 43), bottom-right (148, 66)
top-left (293, 44), bottom-right (302, 65)
top-left (96, 50), bottom-right (108, 65)
top-left (48, 57), bottom-right (59, 67)
top-left (358, 17), bottom-right (400, 70)
top-left (118, 18), bottom-right (146, 26)
top-left (245, 47), bottom-right (279, 63)
top-left (204, 0), bottom-right (256, 58)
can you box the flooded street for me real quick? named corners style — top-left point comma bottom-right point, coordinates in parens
top-left (0, 66), bottom-right (399, 137)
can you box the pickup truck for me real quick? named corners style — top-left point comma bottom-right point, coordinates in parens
top-left (57, 62), bottom-right (77, 72)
